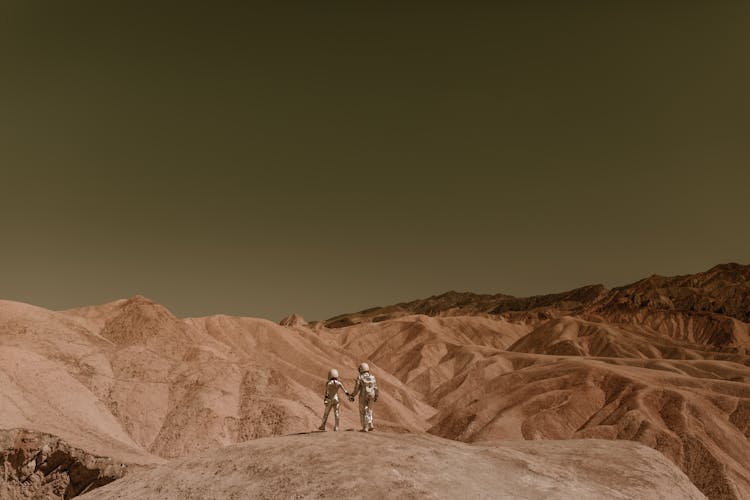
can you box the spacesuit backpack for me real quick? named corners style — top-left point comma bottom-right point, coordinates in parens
top-left (361, 373), bottom-right (377, 401)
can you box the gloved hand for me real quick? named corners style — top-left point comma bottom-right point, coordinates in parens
top-left (324, 397), bottom-right (330, 405)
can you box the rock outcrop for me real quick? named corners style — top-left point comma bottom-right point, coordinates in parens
top-left (81, 432), bottom-right (705, 500)
top-left (278, 313), bottom-right (307, 327)
top-left (0, 429), bottom-right (127, 499)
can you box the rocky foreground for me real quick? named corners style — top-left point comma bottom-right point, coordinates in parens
top-left (80, 431), bottom-right (704, 500)
top-left (0, 429), bottom-right (127, 499)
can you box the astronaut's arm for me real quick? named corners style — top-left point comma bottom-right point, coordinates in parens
top-left (349, 378), bottom-right (360, 401)
top-left (337, 380), bottom-right (350, 397)
top-left (374, 379), bottom-right (379, 402)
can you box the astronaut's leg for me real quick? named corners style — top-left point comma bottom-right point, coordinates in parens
top-left (364, 396), bottom-right (374, 430)
top-left (333, 400), bottom-right (341, 431)
top-left (358, 398), bottom-right (367, 431)
top-left (319, 401), bottom-right (332, 431)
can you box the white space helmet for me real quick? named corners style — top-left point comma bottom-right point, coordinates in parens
top-left (358, 362), bottom-right (369, 374)
top-left (328, 368), bottom-right (339, 379)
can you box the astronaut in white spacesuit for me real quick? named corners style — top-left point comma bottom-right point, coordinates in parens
top-left (319, 368), bottom-right (349, 431)
top-left (349, 362), bottom-right (378, 432)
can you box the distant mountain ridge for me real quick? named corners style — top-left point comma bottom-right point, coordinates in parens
top-left (324, 262), bottom-right (750, 327)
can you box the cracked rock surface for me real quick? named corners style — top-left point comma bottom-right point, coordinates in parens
top-left (0, 429), bottom-right (127, 499)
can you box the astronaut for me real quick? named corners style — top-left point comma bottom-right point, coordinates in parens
top-left (349, 362), bottom-right (378, 432)
top-left (319, 368), bottom-right (349, 431)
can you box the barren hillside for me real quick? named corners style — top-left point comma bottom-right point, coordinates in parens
top-left (1, 263), bottom-right (748, 498)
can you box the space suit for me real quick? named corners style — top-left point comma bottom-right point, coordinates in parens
top-left (319, 368), bottom-right (349, 431)
top-left (349, 362), bottom-right (378, 431)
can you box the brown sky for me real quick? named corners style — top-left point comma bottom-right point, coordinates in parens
top-left (1, 2), bottom-right (748, 320)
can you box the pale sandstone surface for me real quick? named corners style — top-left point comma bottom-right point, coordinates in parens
top-left (80, 432), bottom-right (705, 500)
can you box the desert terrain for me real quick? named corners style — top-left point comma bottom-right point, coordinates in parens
top-left (1, 263), bottom-right (748, 498)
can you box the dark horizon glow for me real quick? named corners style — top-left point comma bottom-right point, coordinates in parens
top-left (1, 2), bottom-right (748, 321)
